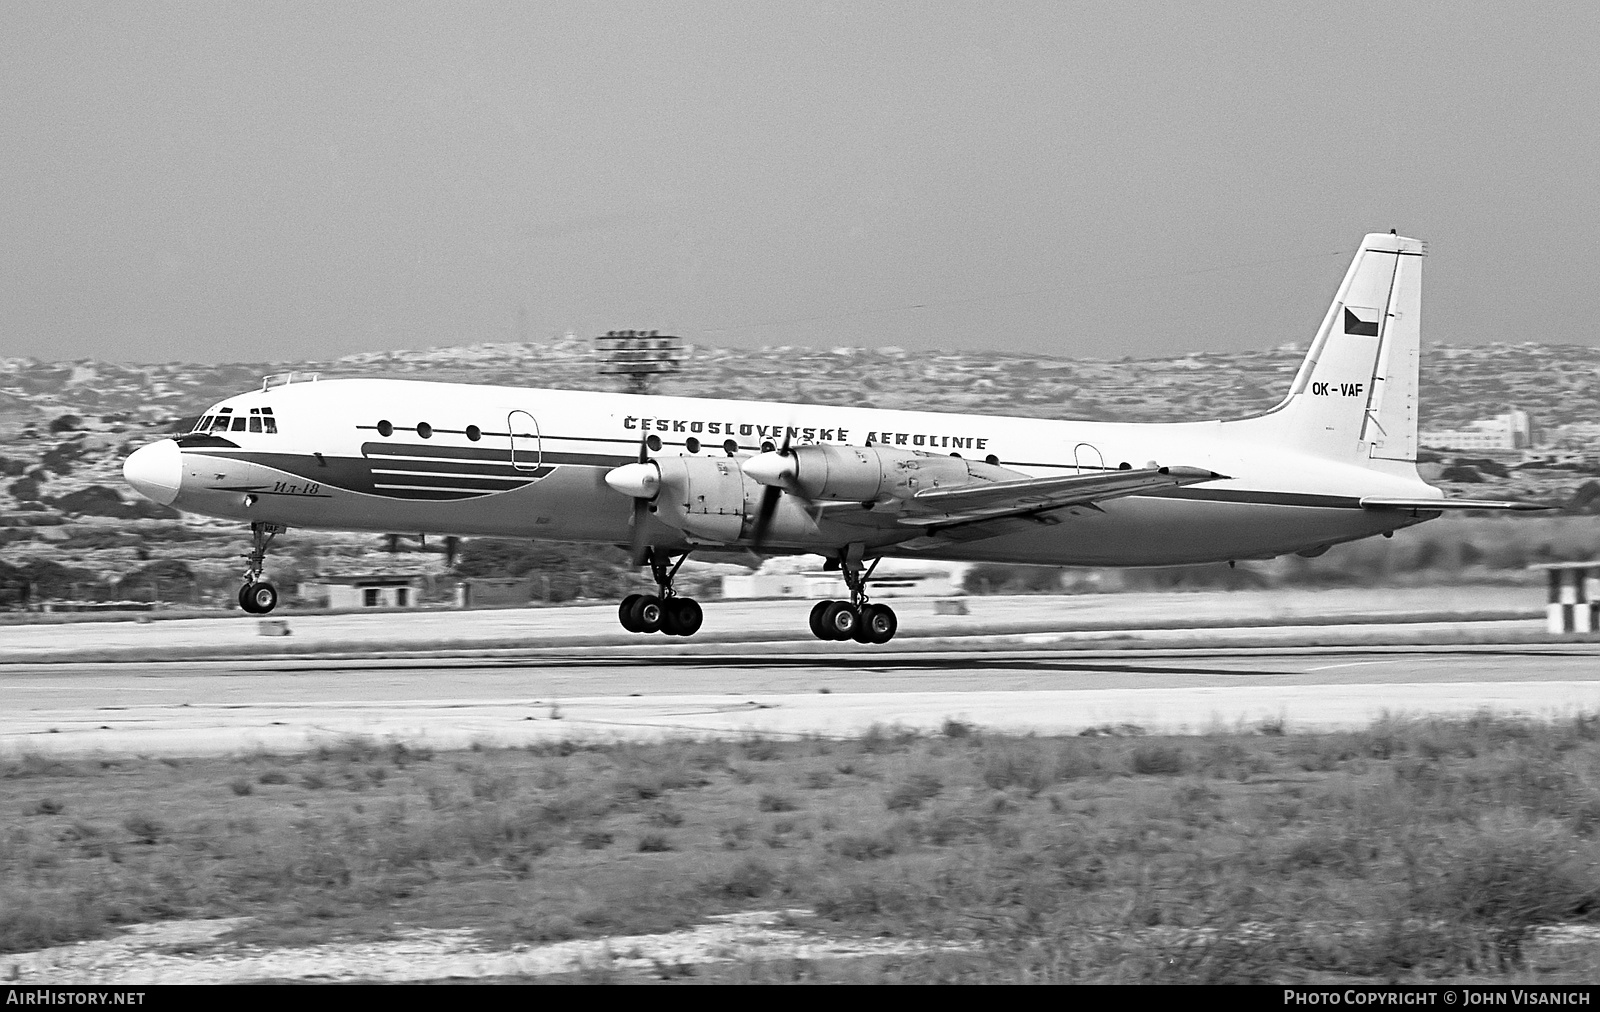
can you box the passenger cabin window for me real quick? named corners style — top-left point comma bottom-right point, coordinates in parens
top-left (377, 420), bottom-right (393, 437)
top-left (416, 422), bottom-right (432, 439)
top-left (466, 425), bottom-right (481, 441)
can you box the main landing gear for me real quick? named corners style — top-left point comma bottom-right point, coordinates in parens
top-left (809, 557), bottom-right (897, 644)
top-left (618, 549), bottom-right (704, 636)
top-left (238, 521), bottom-right (283, 614)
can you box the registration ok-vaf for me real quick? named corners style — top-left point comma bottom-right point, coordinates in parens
top-left (122, 232), bottom-right (1536, 644)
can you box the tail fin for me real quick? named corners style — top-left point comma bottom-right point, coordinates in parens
top-left (1232, 232), bottom-right (1423, 476)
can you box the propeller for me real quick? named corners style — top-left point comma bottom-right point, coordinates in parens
top-left (626, 434), bottom-right (654, 566)
top-left (747, 428), bottom-right (815, 551)
top-left (602, 434), bottom-right (663, 567)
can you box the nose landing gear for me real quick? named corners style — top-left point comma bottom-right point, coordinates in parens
top-left (617, 549), bottom-right (703, 636)
top-left (810, 557), bottom-right (896, 644)
top-left (238, 521), bottom-right (284, 614)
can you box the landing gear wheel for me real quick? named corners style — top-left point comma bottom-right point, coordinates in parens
top-left (851, 607), bottom-right (876, 644)
top-left (661, 597), bottom-right (703, 637)
top-left (809, 600), bottom-right (834, 640)
top-left (822, 601), bottom-right (859, 640)
top-left (618, 594), bottom-right (645, 632)
top-left (660, 600), bottom-right (683, 636)
top-left (862, 603), bottom-right (897, 644)
top-left (631, 594), bottom-right (664, 634)
top-left (623, 549), bottom-right (696, 635)
top-left (240, 581), bottom-right (278, 615)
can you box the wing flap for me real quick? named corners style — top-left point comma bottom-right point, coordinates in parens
top-left (896, 465), bottom-right (1227, 527)
top-left (1360, 496), bottom-right (1552, 512)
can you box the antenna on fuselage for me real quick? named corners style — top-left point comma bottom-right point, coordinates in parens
top-left (596, 330), bottom-right (683, 395)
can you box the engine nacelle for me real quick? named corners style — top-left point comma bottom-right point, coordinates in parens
top-left (608, 455), bottom-right (821, 545)
top-left (743, 444), bottom-right (1029, 502)
top-left (651, 455), bottom-right (750, 543)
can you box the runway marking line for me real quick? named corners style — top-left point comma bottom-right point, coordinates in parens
top-left (1302, 659), bottom-right (1409, 673)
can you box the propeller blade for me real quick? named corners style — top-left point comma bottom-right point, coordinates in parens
top-left (750, 426), bottom-right (817, 551)
top-left (630, 431), bottom-right (653, 566)
top-left (630, 499), bottom-right (652, 566)
top-left (749, 483), bottom-right (783, 551)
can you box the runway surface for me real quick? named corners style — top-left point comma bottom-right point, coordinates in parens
top-left (5, 642), bottom-right (1600, 756)
top-left (0, 586), bottom-right (1543, 662)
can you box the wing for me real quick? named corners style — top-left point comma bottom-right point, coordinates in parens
top-left (1360, 496), bottom-right (1552, 512)
top-left (895, 465), bottom-right (1227, 527)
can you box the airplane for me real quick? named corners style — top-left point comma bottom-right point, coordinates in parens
top-left (121, 231), bottom-right (1541, 644)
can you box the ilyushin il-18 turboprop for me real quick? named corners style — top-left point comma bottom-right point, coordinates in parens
top-left (123, 232), bottom-right (1541, 644)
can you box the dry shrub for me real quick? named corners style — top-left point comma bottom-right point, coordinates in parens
top-left (712, 856), bottom-right (778, 898)
top-left (828, 831), bottom-right (900, 861)
top-left (1419, 815), bottom-right (1600, 957)
top-left (979, 739), bottom-right (1058, 794)
top-left (885, 774), bottom-right (942, 811)
top-left (0, 892), bottom-right (105, 953)
top-left (1129, 744), bottom-right (1186, 776)
top-left (756, 791), bottom-right (796, 812)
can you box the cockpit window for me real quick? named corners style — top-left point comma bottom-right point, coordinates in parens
top-left (195, 416), bottom-right (212, 432)
top-left (210, 414), bottom-right (232, 433)
top-left (231, 416), bottom-right (247, 432)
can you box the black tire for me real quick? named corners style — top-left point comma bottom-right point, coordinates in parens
top-left (851, 607), bottom-right (877, 643)
top-left (244, 581), bottom-right (278, 614)
top-left (668, 597), bottom-right (703, 637)
top-left (864, 603), bottom-right (898, 644)
top-left (619, 594), bottom-right (644, 632)
top-left (660, 602), bottom-right (683, 636)
top-left (809, 600), bottom-right (834, 640)
top-left (632, 594), bottom-right (664, 634)
top-left (238, 583), bottom-right (259, 613)
top-left (823, 601), bottom-right (858, 640)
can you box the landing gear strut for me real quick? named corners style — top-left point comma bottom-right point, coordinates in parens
top-left (810, 556), bottom-right (896, 644)
top-left (617, 549), bottom-right (703, 636)
top-left (238, 521), bottom-right (284, 614)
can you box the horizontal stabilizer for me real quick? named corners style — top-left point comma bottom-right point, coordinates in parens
top-left (1360, 496), bottom-right (1553, 512)
top-left (897, 465), bottom-right (1227, 528)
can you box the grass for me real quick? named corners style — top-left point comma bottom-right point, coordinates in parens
top-left (7, 717), bottom-right (1600, 981)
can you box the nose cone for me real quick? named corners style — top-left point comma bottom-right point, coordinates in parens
top-left (123, 439), bottom-right (182, 506)
top-left (741, 451), bottom-right (797, 489)
top-left (604, 461), bottom-right (660, 499)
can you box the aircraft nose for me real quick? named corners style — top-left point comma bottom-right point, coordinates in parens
top-left (123, 439), bottom-right (183, 506)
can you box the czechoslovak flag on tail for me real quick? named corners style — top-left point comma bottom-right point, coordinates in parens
top-left (1343, 306), bottom-right (1380, 336)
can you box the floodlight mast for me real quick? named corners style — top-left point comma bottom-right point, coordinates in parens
top-left (595, 330), bottom-right (684, 395)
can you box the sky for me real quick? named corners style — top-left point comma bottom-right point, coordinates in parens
top-left (3, 1), bottom-right (1598, 365)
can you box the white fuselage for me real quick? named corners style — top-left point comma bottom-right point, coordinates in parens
top-left (133, 377), bottom-right (1439, 567)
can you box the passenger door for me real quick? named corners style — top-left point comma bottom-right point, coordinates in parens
top-left (508, 410), bottom-right (541, 471)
